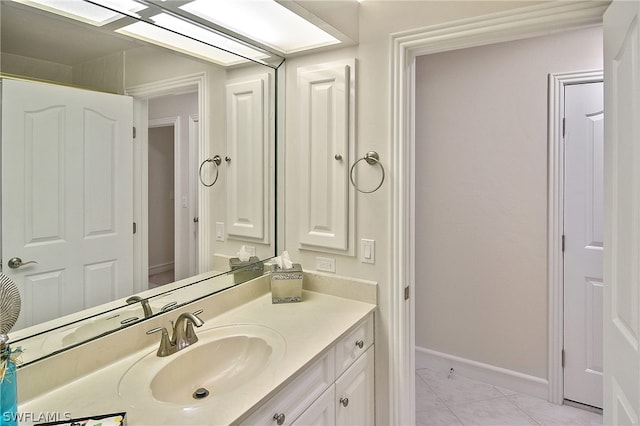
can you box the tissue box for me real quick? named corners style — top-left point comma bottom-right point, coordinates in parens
top-left (229, 256), bottom-right (263, 284)
top-left (270, 263), bottom-right (303, 303)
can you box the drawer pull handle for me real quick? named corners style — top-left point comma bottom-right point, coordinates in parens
top-left (355, 340), bottom-right (364, 349)
top-left (340, 397), bottom-right (349, 407)
top-left (273, 413), bottom-right (286, 425)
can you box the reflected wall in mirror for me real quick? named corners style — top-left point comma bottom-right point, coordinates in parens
top-left (0, 0), bottom-right (281, 362)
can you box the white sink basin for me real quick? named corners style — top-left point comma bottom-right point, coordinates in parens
top-left (118, 324), bottom-right (286, 406)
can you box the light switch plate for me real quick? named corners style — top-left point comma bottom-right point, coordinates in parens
top-left (215, 222), bottom-right (225, 241)
top-left (361, 239), bottom-right (375, 264)
top-left (316, 256), bottom-right (336, 273)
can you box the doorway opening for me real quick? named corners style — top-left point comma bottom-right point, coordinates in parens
top-left (412, 26), bottom-right (603, 414)
top-left (127, 72), bottom-right (209, 294)
top-left (147, 124), bottom-right (176, 288)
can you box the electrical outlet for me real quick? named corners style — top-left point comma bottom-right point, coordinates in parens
top-left (215, 222), bottom-right (225, 241)
top-left (316, 256), bottom-right (336, 273)
top-left (361, 239), bottom-right (375, 264)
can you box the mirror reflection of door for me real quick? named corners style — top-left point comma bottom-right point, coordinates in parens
top-left (147, 93), bottom-right (198, 289)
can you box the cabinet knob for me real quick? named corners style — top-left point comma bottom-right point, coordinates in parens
top-left (273, 413), bottom-right (285, 425)
top-left (355, 340), bottom-right (364, 349)
top-left (335, 154), bottom-right (343, 161)
top-left (340, 397), bottom-right (349, 407)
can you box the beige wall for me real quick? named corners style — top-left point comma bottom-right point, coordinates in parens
top-left (414, 26), bottom-right (603, 378)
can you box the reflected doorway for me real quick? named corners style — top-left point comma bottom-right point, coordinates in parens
top-left (146, 92), bottom-right (199, 290)
top-left (148, 125), bottom-right (176, 288)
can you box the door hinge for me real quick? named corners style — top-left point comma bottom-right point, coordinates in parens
top-left (562, 117), bottom-right (566, 138)
top-left (562, 234), bottom-right (565, 252)
top-left (562, 349), bottom-right (565, 368)
top-left (133, 126), bottom-right (137, 139)
top-left (133, 222), bottom-right (137, 234)
top-left (404, 286), bottom-right (410, 301)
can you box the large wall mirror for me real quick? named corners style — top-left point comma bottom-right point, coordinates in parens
top-left (0, 0), bottom-right (286, 365)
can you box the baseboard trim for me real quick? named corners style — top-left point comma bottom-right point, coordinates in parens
top-left (148, 261), bottom-right (174, 276)
top-left (416, 346), bottom-right (549, 400)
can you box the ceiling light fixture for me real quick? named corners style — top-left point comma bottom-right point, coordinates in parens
top-left (179, 0), bottom-right (340, 54)
top-left (116, 13), bottom-right (267, 66)
top-left (12, 0), bottom-right (145, 26)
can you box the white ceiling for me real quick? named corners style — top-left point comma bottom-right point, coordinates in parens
top-left (1, 3), bottom-right (142, 66)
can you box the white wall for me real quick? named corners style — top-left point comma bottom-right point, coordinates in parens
top-left (414, 27), bottom-right (603, 378)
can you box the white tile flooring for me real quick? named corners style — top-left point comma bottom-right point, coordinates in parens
top-left (416, 367), bottom-right (603, 426)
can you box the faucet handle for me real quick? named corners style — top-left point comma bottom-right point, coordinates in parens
top-left (184, 310), bottom-right (204, 344)
top-left (147, 327), bottom-right (175, 357)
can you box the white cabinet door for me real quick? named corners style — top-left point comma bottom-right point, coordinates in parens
top-left (292, 386), bottom-right (336, 426)
top-left (298, 60), bottom-right (355, 253)
top-left (603, 0), bottom-right (640, 424)
top-left (226, 74), bottom-right (270, 242)
top-left (2, 78), bottom-right (134, 330)
top-left (335, 346), bottom-right (374, 426)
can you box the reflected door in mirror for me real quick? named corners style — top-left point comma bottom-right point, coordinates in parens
top-left (2, 79), bottom-right (134, 330)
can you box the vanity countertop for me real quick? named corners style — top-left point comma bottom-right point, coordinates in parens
top-left (19, 287), bottom-right (376, 425)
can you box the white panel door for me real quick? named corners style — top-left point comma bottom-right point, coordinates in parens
top-left (603, 1), bottom-right (640, 424)
top-left (2, 79), bottom-right (134, 330)
top-left (563, 81), bottom-right (604, 408)
top-left (298, 61), bottom-right (354, 251)
top-left (226, 75), bottom-right (269, 241)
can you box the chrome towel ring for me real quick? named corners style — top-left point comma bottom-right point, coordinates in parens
top-left (199, 155), bottom-right (222, 187)
top-left (349, 151), bottom-right (385, 193)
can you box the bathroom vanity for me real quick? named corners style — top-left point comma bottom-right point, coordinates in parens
top-left (16, 272), bottom-right (376, 425)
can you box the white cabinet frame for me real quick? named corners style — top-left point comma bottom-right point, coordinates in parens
top-left (297, 59), bottom-right (356, 255)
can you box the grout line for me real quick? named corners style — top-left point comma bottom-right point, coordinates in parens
top-left (501, 392), bottom-right (542, 425)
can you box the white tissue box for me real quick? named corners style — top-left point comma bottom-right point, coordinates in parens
top-left (229, 256), bottom-right (263, 284)
top-left (270, 264), bottom-right (303, 303)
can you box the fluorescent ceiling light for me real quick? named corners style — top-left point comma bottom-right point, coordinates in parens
top-left (116, 13), bottom-right (266, 66)
top-left (12, 0), bottom-right (145, 26)
top-left (180, 0), bottom-right (340, 54)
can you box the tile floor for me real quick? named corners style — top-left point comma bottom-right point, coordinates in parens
top-left (148, 269), bottom-right (174, 288)
top-left (416, 367), bottom-right (603, 425)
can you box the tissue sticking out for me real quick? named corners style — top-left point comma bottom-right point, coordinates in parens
top-left (273, 250), bottom-right (294, 270)
top-left (236, 245), bottom-right (251, 262)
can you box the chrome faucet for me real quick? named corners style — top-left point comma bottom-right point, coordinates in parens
top-left (146, 309), bottom-right (204, 357)
top-left (126, 296), bottom-right (153, 318)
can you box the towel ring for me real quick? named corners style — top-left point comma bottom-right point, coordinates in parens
top-left (349, 151), bottom-right (385, 193)
top-left (199, 155), bottom-right (222, 187)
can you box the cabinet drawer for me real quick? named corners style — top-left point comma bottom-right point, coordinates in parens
top-left (335, 314), bottom-right (374, 375)
top-left (241, 348), bottom-right (335, 425)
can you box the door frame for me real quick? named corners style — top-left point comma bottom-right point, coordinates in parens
top-left (548, 70), bottom-right (603, 405)
top-left (126, 72), bottom-right (210, 292)
top-left (388, 3), bottom-right (607, 424)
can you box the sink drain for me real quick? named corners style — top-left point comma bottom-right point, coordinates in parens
top-left (193, 387), bottom-right (210, 399)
